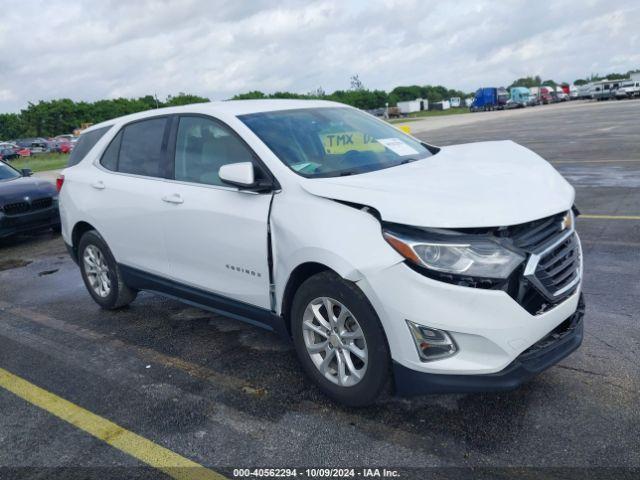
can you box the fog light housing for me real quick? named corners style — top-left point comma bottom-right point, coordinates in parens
top-left (406, 320), bottom-right (457, 361)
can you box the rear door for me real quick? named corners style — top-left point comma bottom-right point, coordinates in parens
top-left (89, 116), bottom-right (173, 277)
top-left (160, 114), bottom-right (273, 309)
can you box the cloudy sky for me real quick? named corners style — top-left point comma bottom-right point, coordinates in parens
top-left (1, 0), bottom-right (638, 112)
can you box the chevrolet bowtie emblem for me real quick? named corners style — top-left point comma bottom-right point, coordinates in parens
top-left (560, 212), bottom-right (572, 231)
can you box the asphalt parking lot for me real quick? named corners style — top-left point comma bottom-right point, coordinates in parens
top-left (1, 100), bottom-right (638, 479)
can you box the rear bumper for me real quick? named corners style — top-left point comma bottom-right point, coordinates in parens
top-left (393, 295), bottom-right (584, 395)
top-left (0, 207), bottom-right (60, 238)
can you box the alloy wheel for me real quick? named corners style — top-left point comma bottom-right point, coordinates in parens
top-left (302, 296), bottom-right (368, 387)
top-left (83, 244), bottom-right (111, 298)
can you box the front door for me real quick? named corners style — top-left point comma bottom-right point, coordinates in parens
top-left (160, 115), bottom-right (273, 309)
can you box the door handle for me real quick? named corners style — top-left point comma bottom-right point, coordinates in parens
top-left (91, 181), bottom-right (105, 190)
top-left (161, 193), bottom-right (183, 204)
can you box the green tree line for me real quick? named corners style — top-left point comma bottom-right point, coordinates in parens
top-left (232, 83), bottom-right (469, 111)
top-left (0, 93), bottom-right (209, 139)
top-left (0, 83), bottom-right (468, 139)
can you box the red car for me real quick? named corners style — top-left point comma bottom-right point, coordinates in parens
top-left (58, 141), bottom-right (72, 154)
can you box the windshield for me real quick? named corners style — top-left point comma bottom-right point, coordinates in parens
top-left (0, 161), bottom-right (21, 181)
top-left (239, 107), bottom-right (433, 178)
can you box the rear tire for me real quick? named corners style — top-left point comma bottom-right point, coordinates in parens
top-left (291, 271), bottom-right (390, 406)
top-left (78, 230), bottom-right (137, 310)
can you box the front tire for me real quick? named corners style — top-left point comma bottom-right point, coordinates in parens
top-left (291, 271), bottom-right (390, 406)
top-left (78, 230), bottom-right (137, 310)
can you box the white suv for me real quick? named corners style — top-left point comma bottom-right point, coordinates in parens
top-left (59, 100), bottom-right (584, 406)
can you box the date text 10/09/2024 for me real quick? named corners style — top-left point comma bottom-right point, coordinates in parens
top-left (232, 469), bottom-right (401, 478)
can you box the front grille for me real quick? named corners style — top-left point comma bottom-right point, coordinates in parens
top-left (503, 211), bottom-right (581, 314)
top-left (534, 233), bottom-right (580, 297)
top-left (2, 197), bottom-right (53, 216)
top-left (511, 212), bottom-right (565, 252)
top-left (513, 211), bottom-right (582, 313)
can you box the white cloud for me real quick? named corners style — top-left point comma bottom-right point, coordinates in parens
top-left (0, 89), bottom-right (16, 102)
top-left (0, 0), bottom-right (638, 112)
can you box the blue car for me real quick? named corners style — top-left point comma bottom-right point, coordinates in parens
top-left (0, 146), bottom-right (19, 161)
top-left (0, 160), bottom-right (60, 238)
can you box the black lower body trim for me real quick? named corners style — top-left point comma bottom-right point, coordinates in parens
top-left (119, 264), bottom-right (289, 337)
top-left (65, 242), bottom-right (78, 264)
top-left (393, 295), bottom-right (585, 395)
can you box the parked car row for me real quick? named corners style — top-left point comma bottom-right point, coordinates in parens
top-left (470, 85), bottom-right (572, 111)
top-left (470, 75), bottom-right (640, 112)
top-left (0, 135), bottom-right (78, 160)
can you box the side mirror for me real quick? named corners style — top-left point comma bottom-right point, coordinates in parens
top-left (21, 168), bottom-right (33, 177)
top-left (219, 162), bottom-right (255, 187)
top-left (219, 162), bottom-right (274, 192)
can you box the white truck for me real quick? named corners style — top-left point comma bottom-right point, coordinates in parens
top-left (396, 99), bottom-right (427, 114)
top-left (576, 84), bottom-right (593, 99)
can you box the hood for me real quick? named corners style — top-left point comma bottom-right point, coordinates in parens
top-left (0, 176), bottom-right (57, 207)
top-left (300, 140), bottom-right (574, 228)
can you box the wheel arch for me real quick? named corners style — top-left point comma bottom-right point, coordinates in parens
top-left (69, 221), bottom-right (98, 262)
top-left (280, 262), bottom-right (335, 336)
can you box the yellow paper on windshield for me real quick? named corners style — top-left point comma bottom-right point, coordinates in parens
top-left (320, 131), bottom-right (385, 155)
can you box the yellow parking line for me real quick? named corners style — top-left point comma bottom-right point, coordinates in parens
top-left (0, 367), bottom-right (225, 480)
top-left (579, 214), bottom-right (640, 220)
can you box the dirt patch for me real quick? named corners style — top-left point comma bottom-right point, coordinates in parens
top-left (0, 259), bottom-right (32, 271)
top-left (38, 268), bottom-right (59, 276)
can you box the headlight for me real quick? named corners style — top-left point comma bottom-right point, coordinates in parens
top-left (383, 228), bottom-right (525, 279)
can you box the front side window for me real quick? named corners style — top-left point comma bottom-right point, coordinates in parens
top-left (118, 117), bottom-right (168, 177)
top-left (174, 116), bottom-right (254, 186)
top-left (0, 161), bottom-right (21, 181)
top-left (67, 126), bottom-right (111, 167)
top-left (239, 107), bottom-right (433, 178)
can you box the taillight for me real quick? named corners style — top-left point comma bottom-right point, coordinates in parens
top-left (56, 175), bottom-right (64, 192)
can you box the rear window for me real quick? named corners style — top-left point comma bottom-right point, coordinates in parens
top-left (117, 118), bottom-right (169, 177)
top-left (67, 126), bottom-right (111, 167)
